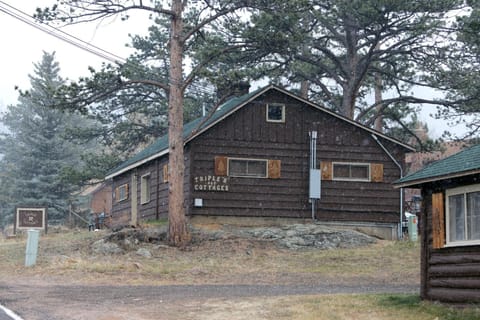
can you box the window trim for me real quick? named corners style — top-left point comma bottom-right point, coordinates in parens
top-left (140, 173), bottom-right (151, 205)
top-left (266, 103), bottom-right (285, 123)
top-left (332, 162), bottom-right (371, 182)
top-left (227, 157), bottom-right (268, 178)
top-left (116, 184), bottom-right (129, 202)
top-left (445, 184), bottom-right (480, 247)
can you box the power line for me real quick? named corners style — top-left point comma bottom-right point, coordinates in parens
top-left (0, 1), bottom-right (126, 64)
top-left (0, 1), bottom-right (219, 97)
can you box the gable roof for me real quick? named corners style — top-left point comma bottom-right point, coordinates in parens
top-left (394, 143), bottom-right (480, 188)
top-left (106, 84), bottom-right (414, 179)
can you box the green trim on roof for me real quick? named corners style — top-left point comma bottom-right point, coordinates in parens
top-left (107, 84), bottom-right (413, 179)
top-left (106, 87), bottom-right (263, 176)
top-left (395, 144), bottom-right (480, 187)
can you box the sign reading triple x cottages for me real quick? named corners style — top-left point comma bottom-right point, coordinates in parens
top-left (15, 207), bottom-right (47, 234)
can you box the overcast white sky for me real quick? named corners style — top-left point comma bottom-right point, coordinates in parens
top-left (0, 0), bottom-right (149, 107)
top-left (0, 1), bottom-right (469, 139)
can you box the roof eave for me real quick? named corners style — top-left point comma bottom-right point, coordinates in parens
top-left (184, 84), bottom-right (276, 144)
top-left (105, 148), bottom-right (169, 180)
top-left (393, 168), bottom-right (480, 189)
top-left (107, 84), bottom-right (415, 179)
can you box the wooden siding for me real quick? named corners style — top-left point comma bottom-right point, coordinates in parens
top-left (110, 89), bottom-right (408, 228)
top-left (421, 180), bottom-right (480, 304)
top-left (110, 172), bottom-right (132, 228)
top-left (110, 157), bottom-right (170, 228)
top-left (189, 90), bottom-right (405, 223)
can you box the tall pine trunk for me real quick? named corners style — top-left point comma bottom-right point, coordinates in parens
top-left (374, 72), bottom-right (383, 132)
top-left (167, 0), bottom-right (190, 246)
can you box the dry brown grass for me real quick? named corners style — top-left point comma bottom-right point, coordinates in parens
top-left (0, 228), bottom-right (420, 286)
top-left (1, 228), bottom-right (479, 320)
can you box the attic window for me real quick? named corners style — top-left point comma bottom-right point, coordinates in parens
top-left (266, 104), bottom-right (285, 123)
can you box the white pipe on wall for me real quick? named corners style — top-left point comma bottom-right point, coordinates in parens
top-left (371, 134), bottom-right (404, 240)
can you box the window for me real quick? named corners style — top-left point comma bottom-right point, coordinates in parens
top-left (115, 184), bottom-right (129, 202)
top-left (266, 104), bottom-right (285, 123)
top-left (140, 174), bottom-right (151, 204)
top-left (332, 162), bottom-right (370, 181)
top-left (446, 185), bottom-right (480, 246)
top-left (228, 158), bottom-right (268, 178)
top-left (215, 156), bottom-right (281, 179)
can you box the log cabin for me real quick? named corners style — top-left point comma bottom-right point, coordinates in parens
top-left (106, 85), bottom-right (414, 239)
top-left (395, 144), bottom-right (480, 303)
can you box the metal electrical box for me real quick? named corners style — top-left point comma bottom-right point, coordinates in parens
top-left (309, 169), bottom-right (321, 199)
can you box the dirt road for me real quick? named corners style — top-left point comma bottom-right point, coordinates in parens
top-left (0, 226), bottom-right (421, 319)
top-left (0, 280), bottom-right (418, 320)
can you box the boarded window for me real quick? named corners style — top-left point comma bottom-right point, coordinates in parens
top-left (432, 192), bottom-right (445, 249)
top-left (115, 184), bottom-right (129, 202)
top-left (140, 174), bottom-right (151, 204)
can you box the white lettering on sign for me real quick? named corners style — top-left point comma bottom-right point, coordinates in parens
top-left (194, 175), bottom-right (229, 192)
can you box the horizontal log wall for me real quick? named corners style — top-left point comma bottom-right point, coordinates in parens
top-left (422, 188), bottom-right (480, 304)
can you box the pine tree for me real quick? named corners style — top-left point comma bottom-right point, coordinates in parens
top-left (0, 52), bottom-right (90, 224)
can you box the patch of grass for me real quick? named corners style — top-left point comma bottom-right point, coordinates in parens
top-left (267, 294), bottom-right (480, 320)
top-left (380, 294), bottom-right (480, 320)
top-left (277, 240), bottom-right (420, 283)
top-left (142, 218), bottom-right (169, 227)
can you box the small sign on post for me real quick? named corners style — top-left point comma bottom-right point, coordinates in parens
top-left (14, 207), bottom-right (47, 235)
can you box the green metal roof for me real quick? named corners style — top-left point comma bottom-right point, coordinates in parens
top-left (395, 144), bottom-right (480, 188)
top-left (105, 87), bottom-right (263, 178)
top-left (106, 84), bottom-right (414, 179)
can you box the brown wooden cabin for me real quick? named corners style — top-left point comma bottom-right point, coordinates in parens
top-left (395, 144), bottom-right (480, 304)
top-left (106, 85), bottom-right (414, 239)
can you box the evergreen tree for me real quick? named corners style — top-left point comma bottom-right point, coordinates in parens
top-left (0, 52), bottom-right (92, 224)
top-left (430, 1), bottom-right (480, 138)
top-left (36, 0), bottom-right (261, 246)
top-left (240, 0), bottom-right (465, 137)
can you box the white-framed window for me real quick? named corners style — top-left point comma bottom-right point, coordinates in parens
top-left (446, 184), bottom-right (480, 246)
top-left (266, 104), bottom-right (285, 123)
top-left (332, 162), bottom-right (370, 182)
top-left (228, 158), bottom-right (268, 178)
top-left (140, 173), bottom-right (151, 204)
top-left (115, 184), bottom-right (129, 202)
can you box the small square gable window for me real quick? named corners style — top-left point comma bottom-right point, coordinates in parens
top-left (266, 104), bottom-right (285, 123)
